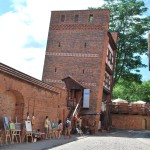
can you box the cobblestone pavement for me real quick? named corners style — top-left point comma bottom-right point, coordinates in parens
top-left (0, 129), bottom-right (150, 150)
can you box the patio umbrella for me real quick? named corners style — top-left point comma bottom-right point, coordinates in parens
top-left (112, 98), bottom-right (128, 103)
top-left (131, 100), bottom-right (146, 104)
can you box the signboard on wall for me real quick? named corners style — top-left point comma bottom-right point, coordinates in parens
top-left (83, 89), bottom-right (90, 108)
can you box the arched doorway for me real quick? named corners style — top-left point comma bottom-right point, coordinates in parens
top-left (0, 90), bottom-right (24, 124)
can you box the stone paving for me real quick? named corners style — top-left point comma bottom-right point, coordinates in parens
top-left (0, 129), bottom-right (150, 150)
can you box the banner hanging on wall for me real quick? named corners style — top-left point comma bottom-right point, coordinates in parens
top-left (83, 89), bottom-right (90, 108)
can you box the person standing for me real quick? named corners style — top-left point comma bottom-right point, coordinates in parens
top-left (64, 118), bottom-right (71, 138)
top-left (44, 116), bottom-right (49, 139)
top-left (78, 117), bottom-right (82, 130)
top-left (57, 119), bottom-right (63, 139)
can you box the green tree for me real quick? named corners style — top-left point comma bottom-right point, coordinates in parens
top-left (113, 79), bottom-right (150, 102)
top-left (89, 0), bottom-right (150, 85)
top-left (138, 80), bottom-right (150, 102)
top-left (112, 79), bottom-right (141, 101)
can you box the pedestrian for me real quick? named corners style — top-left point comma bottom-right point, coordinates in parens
top-left (78, 117), bottom-right (82, 130)
top-left (44, 116), bottom-right (49, 139)
top-left (64, 118), bottom-right (71, 138)
top-left (57, 119), bottom-right (63, 139)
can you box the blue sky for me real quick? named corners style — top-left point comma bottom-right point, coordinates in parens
top-left (0, 0), bottom-right (150, 81)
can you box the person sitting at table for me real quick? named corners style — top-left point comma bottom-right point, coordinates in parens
top-left (37, 129), bottom-right (45, 140)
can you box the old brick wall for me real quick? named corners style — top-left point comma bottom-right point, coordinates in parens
top-left (0, 68), bottom-right (68, 132)
top-left (112, 114), bottom-right (150, 130)
top-left (42, 10), bottom-right (111, 129)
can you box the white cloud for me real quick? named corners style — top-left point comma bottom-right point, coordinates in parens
top-left (0, 0), bottom-right (104, 80)
top-left (1, 0), bottom-right (150, 81)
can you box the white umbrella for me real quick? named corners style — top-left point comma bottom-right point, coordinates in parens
top-left (131, 100), bottom-right (146, 104)
top-left (112, 98), bottom-right (128, 103)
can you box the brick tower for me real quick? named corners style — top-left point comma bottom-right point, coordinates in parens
top-left (42, 10), bottom-right (117, 132)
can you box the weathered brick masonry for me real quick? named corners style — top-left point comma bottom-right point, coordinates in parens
top-left (0, 9), bottom-right (149, 144)
top-left (42, 10), bottom-right (117, 132)
top-left (0, 9), bottom-right (117, 136)
top-left (0, 63), bottom-right (68, 132)
top-left (112, 114), bottom-right (150, 130)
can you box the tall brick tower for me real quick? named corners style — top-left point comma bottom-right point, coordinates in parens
top-left (42, 10), bottom-right (117, 132)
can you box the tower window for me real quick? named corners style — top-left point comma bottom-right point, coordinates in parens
top-left (89, 14), bottom-right (94, 23)
top-left (74, 15), bottom-right (79, 22)
top-left (55, 67), bottom-right (57, 72)
top-left (84, 42), bottom-right (86, 48)
top-left (61, 15), bottom-right (65, 22)
top-left (83, 69), bottom-right (85, 74)
top-left (58, 42), bottom-right (60, 47)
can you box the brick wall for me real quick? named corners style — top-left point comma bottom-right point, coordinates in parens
top-left (112, 114), bottom-right (150, 130)
top-left (42, 10), bottom-right (111, 130)
top-left (0, 65), bottom-right (68, 132)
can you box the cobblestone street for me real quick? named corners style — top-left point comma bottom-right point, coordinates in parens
top-left (1, 130), bottom-right (150, 150)
top-left (49, 130), bottom-right (150, 150)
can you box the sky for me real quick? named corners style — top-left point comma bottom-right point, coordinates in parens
top-left (0, 0), bottom-right (150, 81)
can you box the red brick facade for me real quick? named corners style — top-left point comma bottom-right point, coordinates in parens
top-left (42, 10), bottom-right (117, 132)
top-left (112, 114), bottom-right (150, 130)
top-left (1, 9), bottom-right (149, 141)
top-left (0, 10), bottom-right (118, 139)
top-left (0, 63), bottom-right (68, 132)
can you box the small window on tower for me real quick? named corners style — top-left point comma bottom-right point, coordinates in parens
top-left (83, 69), bottom-right (85, 74)
top-left (61, 15), bottom-right (65, 22)
top-left (89, 14), bottom-right (94, 23)
top-left (74, 15), bottom-right (79, 22)
top-left (58, 42), bottom-right (60, 47)
top-left (55, 67), bottom-right (57, 72)
top-left (84, 42), bottom-right (86, 48)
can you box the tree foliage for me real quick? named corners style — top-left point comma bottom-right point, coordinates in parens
top-left (89, 0), bottom-right (150, 85)
top-left (112, 79), bottom-right (150, 102)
